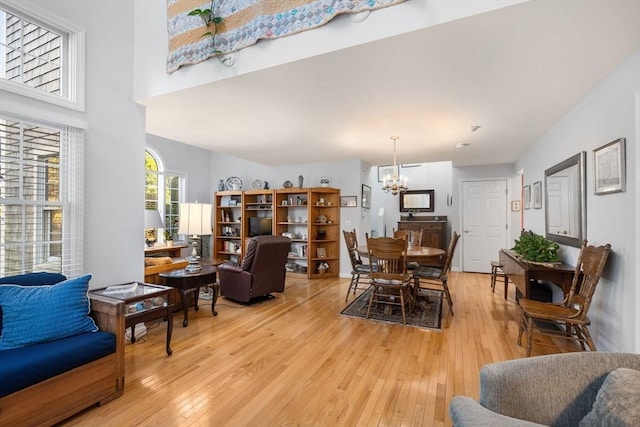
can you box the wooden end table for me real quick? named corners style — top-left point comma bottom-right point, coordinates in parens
top-left (90, 283), bottom-right (173, 356)
top-left (160, 263), bottom-right (220, 327)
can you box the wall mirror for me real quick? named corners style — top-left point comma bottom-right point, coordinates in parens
top-left (399, 189), bottom-right (434, 212)
top-left (544, 152), bottom-right (586, 247)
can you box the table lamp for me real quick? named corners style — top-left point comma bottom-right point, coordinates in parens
top-left (178, 202), bottom-right (212, 272)
top-left (144, 209), bottom-right (164, 247)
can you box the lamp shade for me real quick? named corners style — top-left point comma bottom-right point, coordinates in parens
top-left (144, 209), bottom-right (164, 229)
top-left (178, 202), bottom-right (212, 236)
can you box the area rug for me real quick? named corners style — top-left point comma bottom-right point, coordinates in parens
top-left (341, 288), bottom-right (442, 331)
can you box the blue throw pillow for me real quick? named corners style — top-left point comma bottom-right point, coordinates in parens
top-left (0, 273), bottom-right (67, 332)
top-left (0, 275), bottom-right (98, 350)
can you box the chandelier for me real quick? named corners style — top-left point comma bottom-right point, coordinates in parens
top-left (382, 136), bottom-right (408, 195)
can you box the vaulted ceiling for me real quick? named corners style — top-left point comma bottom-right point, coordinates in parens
top-left (143, 0), bottom-right (640, 167)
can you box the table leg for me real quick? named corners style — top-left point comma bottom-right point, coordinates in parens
top-left (211, 282), bottom-right (220, 316)
top-left (165, 306), bottom-right (173, 356)
top-left (130, 323), bottom-right (136, 343)
top-left (179, 290), bottom-right (190, 327)
top-left (193, 287), bottom-right (200, 312)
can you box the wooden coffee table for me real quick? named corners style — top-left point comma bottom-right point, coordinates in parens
top-left (160, 263), bottom-right (221, 327)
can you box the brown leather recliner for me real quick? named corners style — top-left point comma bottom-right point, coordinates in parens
top-left (218, 235), bottom-right (291, 303)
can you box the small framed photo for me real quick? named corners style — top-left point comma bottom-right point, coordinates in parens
top-left (532, 181), bottom-right (542, 209)
top-left (378, 165), bottom-right (398, 182)
top-left (340, 196), bottom-right (357, 207)
top-left (511, 200), bottom-right (521, 211)
top-left (594, 138), bottom-right (626, 195)
top-left (523, 185), bottom-right (531, 210)
top-left (317, 247), bottom-right (327, 258)
top-left (361, 184), bottom-right (372, 210)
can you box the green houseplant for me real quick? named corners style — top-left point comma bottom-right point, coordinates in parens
top-left (164, 230), bottom-right (174, 247)
top-left (512, 230), bottom-right (560, 263)
top-left (188, 0), bottom-right (233, 66)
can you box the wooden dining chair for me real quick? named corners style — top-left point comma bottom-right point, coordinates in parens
top-left (343, 229), bottom-right (373, 303)
top-left (412, 231), bottom-right (460, 315)
top-left (409, 229), bottom-right (423, 247)
top-left (366, 236), bottom-right (413, 324)
top-left (393, 229), bottom-right (410, 241)
top-left (517, 240), bottom-right (611, 356)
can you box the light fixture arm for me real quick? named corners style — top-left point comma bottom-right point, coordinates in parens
top-left (382, 136), bottom-right (408, 195)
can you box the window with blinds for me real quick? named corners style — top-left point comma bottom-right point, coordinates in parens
top-left (0, 114), bottom-right (83, 277)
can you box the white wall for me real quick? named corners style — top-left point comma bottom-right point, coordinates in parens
top-left (2, 1), bottom-right (146, 288)
top-left (147, 133), bottom-right (211, 203)
top-left (516, 49), bottom-right (640, 352)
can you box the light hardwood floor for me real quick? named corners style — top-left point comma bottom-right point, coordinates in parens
top-left (63, 272), bottom-right (575, 426)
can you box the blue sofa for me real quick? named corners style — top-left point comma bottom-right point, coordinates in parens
top-left (0, 273), bottom-right (125, 426)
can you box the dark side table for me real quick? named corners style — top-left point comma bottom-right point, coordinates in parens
top-left (90, 283), bottom-right (173, 356)
top-left (160, 264), bottom-right (220, 327)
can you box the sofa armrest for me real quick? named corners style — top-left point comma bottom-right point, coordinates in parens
top-left (89, 295), bottom-right (126, 390)
top-left (477, 352), bottom-right (640, 426)
top-left (219, 262), bottom-right (243, 274)
top-left (449, 396), bottom-right (545, 427)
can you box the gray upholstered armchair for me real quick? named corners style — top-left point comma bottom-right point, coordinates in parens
top-left (449, 352), bottom-right (640, 426)
top-left (218, 235), bottom-right (290, 303)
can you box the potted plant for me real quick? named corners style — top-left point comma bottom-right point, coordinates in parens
top-left (164, 230), bottom-right (174, 247)
top-left (511, 230), bottom-right (560, 263)
top-left (188, 0), bottom-right (233, 66)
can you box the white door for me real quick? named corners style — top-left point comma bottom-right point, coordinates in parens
top-left (462, 180), bottom-right (508, 273)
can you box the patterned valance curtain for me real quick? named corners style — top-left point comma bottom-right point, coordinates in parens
top-left (167, 0), bottom-right (405, 73)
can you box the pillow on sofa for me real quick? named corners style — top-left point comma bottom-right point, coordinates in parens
top-left (0, 272), bottom-right (66, 286)
top-left (579, 367), bottom-right (640, 426)
top-left (0, 275), bottom-right (98, 350)
top-left (0, 272), bottom-right (67, 332)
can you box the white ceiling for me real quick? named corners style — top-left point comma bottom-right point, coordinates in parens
top-left (143, 0), bottom-right (640, 167)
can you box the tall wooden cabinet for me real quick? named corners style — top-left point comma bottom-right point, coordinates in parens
top-left (306, 187), bottom-right (340, 279)
top-left (214, 187), bottom-right (340, 279)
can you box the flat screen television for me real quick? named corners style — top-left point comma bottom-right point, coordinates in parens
top-left (249, 217), bottom-right (272, 237)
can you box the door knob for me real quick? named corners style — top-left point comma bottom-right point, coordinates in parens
top-left (464, 229), bottom-right (471, 233)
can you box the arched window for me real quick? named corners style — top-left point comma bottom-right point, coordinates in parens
top-left (145, 147), bottom-right (184, 242)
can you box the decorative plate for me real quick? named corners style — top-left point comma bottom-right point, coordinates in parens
top-left (225, 176), bottom-right (242, 191)
top-left (252, 179), bottom-right (264, 189)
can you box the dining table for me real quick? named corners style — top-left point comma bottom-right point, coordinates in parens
top-left (357, 243), bottom-right (446, 308)
top-left (356, 244), bottom-right (446, 265)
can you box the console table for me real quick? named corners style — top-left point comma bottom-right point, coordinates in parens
top-left (498, 249), bottom-right (578, 300)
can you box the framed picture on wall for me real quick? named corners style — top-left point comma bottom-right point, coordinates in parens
top-left (523, 185), bottom-right (531, 210)
top-left (532, 181), bottom-right (542, 209)
top-left (340, 196), bottom-right (357, 207)
top-left (594, 137), bottom-right (626, 195)
top-left (378, 165), bottom-right (398, 182)
top-left (362, 184), bottom-right (372, 209)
